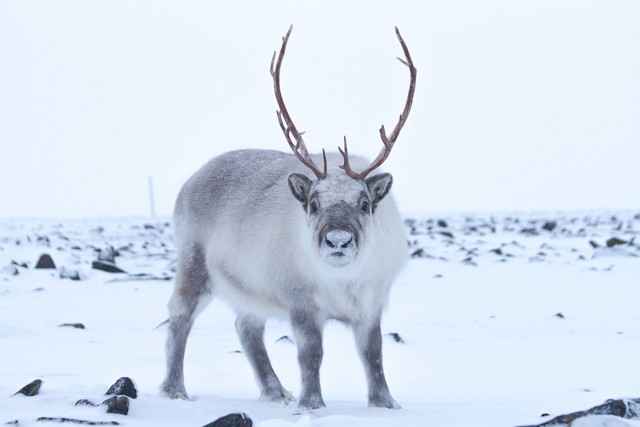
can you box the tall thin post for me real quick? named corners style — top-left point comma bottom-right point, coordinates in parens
top-left (148, 175), bottom-right (156, 219)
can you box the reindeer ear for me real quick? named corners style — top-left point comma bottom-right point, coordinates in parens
top-left (366, 173), bottom-right (393, 205)
top-left (288, 173), bottom-right (313, 204)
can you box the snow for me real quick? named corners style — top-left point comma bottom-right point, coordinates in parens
top-left (1, 212), bottom-right (639, 426)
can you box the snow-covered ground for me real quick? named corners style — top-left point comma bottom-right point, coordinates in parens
top-left (1, 212), bottom-right (639, 426)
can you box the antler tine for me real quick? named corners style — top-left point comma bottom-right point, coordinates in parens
top-left (271, 25), bottom-right (328, 180)
top-left (386, 26), bottom-right (417, 143)
top-left (341, 27), bottom-right (417, 181)
top-left (338, 136), bottom-right (355, 177)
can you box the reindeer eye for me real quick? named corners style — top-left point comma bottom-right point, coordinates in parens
top-left (361, 201), bottom-right (369, 213)
top-left (310, 202), bottom-right (318, 213)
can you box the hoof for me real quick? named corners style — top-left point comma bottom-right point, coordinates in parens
top-left (295, 396), bottom-right (326, 413)
top-left (260, 389), bottom-right (295, 405)
top-left (369, 396), bottom-right (401, 409)
top-left (160, 384), bottom-right (189, 400)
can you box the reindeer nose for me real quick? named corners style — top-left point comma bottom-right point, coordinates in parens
top-left (325, 230), bottom-right (355, 250)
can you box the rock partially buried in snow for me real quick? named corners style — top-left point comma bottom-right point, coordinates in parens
top-left (607, 237), bottom-right (629, 248)
top-left (97, 246), bottom-right (118, 264)
top-left (59, 267), bottom-right (82, 281)
top-left (542, 221), bottom-right (556, 232)
top-left (202, 413), bottom-right (253, 427)
top-left (3, 264), bottom-right (19, 276)
top-left (36, 418), bottom-right (119, 425)
top-left (35, 254), bottom-right (56, 269)
top-left (92, 261), bottom-right (126, 274)
top-left (75, 399), bottom-right (99, 407)
top-left (571, 416), bottom-right (640, 426)
top-left (105, 377), bottom-right (137, 399)
top-left (518, 398), bottom-right (640, 427)
top-left (13, 379), bottom-right (43, 396)
top-left (385, 332), bottom-right (406, 343)
top-left (275, 335), bottom-right (294, 344)
top-left (59, 323), bottom-right (85, 329)
top-left (103, 396), bottom-right (129, 415)
top-left (12, 260), bottom-right (29, 269)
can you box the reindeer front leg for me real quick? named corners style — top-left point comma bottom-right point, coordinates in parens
top-left (353, 318), bottom-right (401, 409)
top-left (290, 307), bottom-right (326, 411)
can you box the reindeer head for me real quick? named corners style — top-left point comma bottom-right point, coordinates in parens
top-left (271, 26), bottom-right (416, 268)
top-left (286, 169), bottom-right (392, 267)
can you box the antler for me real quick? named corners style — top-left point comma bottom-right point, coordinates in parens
top-left (339, 27), bottom-right (417, 180)
top-left (271, 25), bottom-right (328, 180)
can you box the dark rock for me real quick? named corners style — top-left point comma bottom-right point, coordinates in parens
top-left (59, 323), bottom-right (85, 329)
top-left (385, 332), bottom-right (405, 343)
top-left (13, 379), bottom-right (42, 396)
top-left (202, 413), bottom-right (253, 427)
top-left (11, 260), bottom-right (29, 268)
top-left (410, 248), bottom-right (425, 258)
top-left (105, 377), bottom-right (137, 399)
top-left (35, 254), bottom-right (56, 269)
top-left (92, 261), bottom-right (126, 274)
top-left (517, 398), bottom-right (640, 427)
top-left (555, 312), bottom-right (565, 319)
top-left (36, 418), bottom-right (118, 425)
top-left (438, 231), bottom-right (454, 239)
top-left (75, 399), bottom-right (99, 407)
top-left (490, 248), bottom-right (503, 256)
top-left (589, 240), bottom-right (600, 248)
top-left (437, 220), bottom-right (448, 228)
top-left (103, 396), bottom-right (129, 415)
top-left (462, 257), bottom-right (477, 266)
top-left (607, 237), bottom-right (628, 248)
top-left (104, 273), bottom-right (172, 283)
top-left (542, 221), bottom-right (556, 232)
top-left (520, 227), bottom-right (539, 236)
top-left (36, 235), bottom-right (50, 246)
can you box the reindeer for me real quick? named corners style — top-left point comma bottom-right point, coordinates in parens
top-left (161, 26), bottom-right (416, 411)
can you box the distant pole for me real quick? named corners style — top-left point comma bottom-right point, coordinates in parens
top-left (148, 175), bottom-right (156, 218)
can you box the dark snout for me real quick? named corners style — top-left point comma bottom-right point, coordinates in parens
top-left (318, 203), bottom-right (361, 267)
top-left (324, 229), bottom-right (356, 251)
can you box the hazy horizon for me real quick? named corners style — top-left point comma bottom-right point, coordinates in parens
top-left (2, 0), bottom-right (639, 218)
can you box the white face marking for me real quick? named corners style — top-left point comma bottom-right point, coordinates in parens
top-left (306, 173), bottom-right (372, 269)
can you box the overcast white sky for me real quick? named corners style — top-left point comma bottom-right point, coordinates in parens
top-left (1, 0), bottom-right (639, 218)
